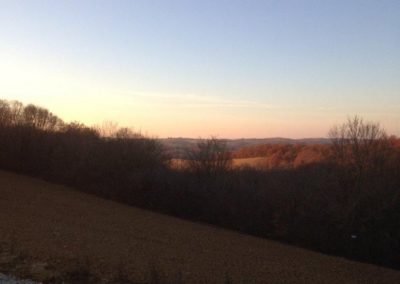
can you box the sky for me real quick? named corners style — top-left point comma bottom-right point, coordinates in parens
top-left (0, 0), bottom-right (399, 138)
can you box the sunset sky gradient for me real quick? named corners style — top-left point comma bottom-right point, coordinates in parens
top-left (1, 0), bottom-right (399, 138)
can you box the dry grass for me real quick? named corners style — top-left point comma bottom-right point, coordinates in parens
top-left (1, 170), bottom-right (399, 283)
top-left (170, 159), bottom-right (190, 170)
top-left (232, 157), bottom-right (268, 169)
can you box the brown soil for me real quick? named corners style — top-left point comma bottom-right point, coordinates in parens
top-left (0, 170), bottom-right (399, 283)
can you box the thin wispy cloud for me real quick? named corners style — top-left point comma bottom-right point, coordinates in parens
top-left (126, 91), bottom-right (284, 110)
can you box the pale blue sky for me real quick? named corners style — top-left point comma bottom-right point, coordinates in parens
top-left (0, 0), bottom-right (399, 138)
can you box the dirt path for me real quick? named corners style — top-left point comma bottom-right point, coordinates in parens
top-left (0, 170), bottom-right (399, 283)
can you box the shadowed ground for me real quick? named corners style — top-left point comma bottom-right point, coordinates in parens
top-left (0, 170), bottom-right (399, 283)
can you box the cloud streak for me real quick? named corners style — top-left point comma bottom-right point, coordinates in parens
top-left (123, 91), bottom-right (284, 110)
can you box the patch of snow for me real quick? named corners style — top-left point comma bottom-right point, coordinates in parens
top-left (0, 273), bottom-right (39, 284)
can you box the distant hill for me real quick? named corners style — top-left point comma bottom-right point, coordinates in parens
top-left (160, 137), bottom-right (330, 158)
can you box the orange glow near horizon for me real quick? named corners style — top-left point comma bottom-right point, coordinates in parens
top-left (0, 51), bottom-right (399, 139)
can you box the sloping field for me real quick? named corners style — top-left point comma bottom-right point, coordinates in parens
top-left (1, 171), bottom-right (399, 283)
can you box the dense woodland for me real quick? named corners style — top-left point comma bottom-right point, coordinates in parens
top-left (1, 99), bottom-right (400, 270)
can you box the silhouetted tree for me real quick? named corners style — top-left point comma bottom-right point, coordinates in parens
top-left (0, 99), bottom-right (11, 126)
top-left (328, 115), bottom-right (389, 179)
top-left (115, 127), bottom-right (142, 139)
top-left (96, 120), bottom-right (119, 138)
top-left (187, 137), bottom-right (232, 176)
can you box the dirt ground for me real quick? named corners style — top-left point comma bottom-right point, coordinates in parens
top-left (0, 170), bottom-right (399, 283)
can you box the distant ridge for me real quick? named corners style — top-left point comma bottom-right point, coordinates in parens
top-left (160, 137), bottom-right (330, 158)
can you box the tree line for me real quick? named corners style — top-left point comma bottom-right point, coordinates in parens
top-left (0, 99), bottom-right (399, 269)
top-left (232, 143), bottom-right (329, 168)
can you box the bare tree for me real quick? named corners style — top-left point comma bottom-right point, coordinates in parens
top-left (9, 101), bottom-right (24, 125)
top-left (0, 100), bottom-right (11, 126)
top-left (19, 104), bottom-right (61, 130)
top-left (187, 137), bottom-right (232, 176)
top-left (95, 121), bottom-right (119, 138)
top-left (115, 127), bottom-right (143, 139)
top-left (0, 99), bottom-right (24, 126)
top-left (328, 116), bottom-right (389, 177)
